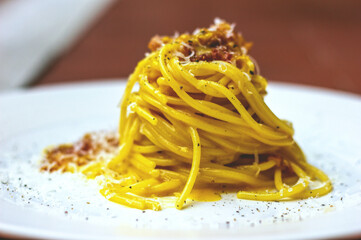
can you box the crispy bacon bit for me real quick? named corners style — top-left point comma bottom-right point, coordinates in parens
top-left (40, 132), bottom-right (119, 172)
top-left (190, 46), bottom-right (233, 62)
top-left (148, 35), bottom-right (163, 52)
top-left (147, 19), bottom-right (253, 67)
top-left (148, 35), bottom-right (172, 52)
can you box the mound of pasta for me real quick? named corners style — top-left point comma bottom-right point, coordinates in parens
top-left (41, 19), bottom-right (332, 210)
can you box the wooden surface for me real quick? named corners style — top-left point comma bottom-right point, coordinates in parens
top-left (34, 0), bottom-right (361, 94)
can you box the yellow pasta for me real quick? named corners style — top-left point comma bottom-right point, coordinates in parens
top-left (41, 19), bottom-right (332, 210)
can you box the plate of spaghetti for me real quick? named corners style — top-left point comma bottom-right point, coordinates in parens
top-left (0, 19), bottom-right (361, 239)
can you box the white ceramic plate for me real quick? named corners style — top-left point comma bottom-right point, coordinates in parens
top-left (0, 81), bottom-right (360, 240)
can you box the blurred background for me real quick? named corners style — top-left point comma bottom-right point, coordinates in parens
top-left (0, 0), bottom-right (360, 94)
